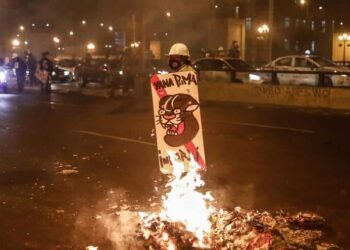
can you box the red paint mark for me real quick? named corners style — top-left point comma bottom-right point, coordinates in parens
top-left (185, 141), bottom-right (206, 170)
top-left (177, 122), bottom-right (185, 135)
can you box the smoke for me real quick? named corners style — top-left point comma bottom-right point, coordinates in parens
top-left (100, 210), bottom-right (142, 250)
top-left (73, 187), bottom-right (147, 249)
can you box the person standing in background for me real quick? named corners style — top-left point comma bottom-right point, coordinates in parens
top-left (228, 40), bottom-right (240, 58)
top-left (38, 52), bottom-right (53, 94)
top-left (12, 53), bottom-right (27, 93)
top-left (25, 50), bottom-right (37, 86)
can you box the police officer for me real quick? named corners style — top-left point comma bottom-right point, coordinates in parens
top-left (121, 47), bottom-right (136, 95)
top-left (80, 52), bottom-right (93, 88)
top-left (167, 43), bottom-right (195, 73)
top-left (25, 50), bottom-right (37, 86)
top-left (39, 51), bottom-right (53, 93)
top-left (12, 53), bottom-right (27, 93)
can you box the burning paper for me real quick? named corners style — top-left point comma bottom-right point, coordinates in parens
top-left (135, 152), bottom-right (338, 249)
top-left (139, 152), bottom-right (214, 248)
top-left (96, 150), bottom-right (338, 249)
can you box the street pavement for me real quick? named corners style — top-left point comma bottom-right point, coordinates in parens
top-left (0, 86), bottom-right (349, 249)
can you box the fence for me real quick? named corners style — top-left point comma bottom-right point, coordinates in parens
top-left (259, 69), bottom-right (350, 87)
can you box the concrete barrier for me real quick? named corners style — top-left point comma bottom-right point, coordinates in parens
top-left (199, 82), bottom-right (350, 110)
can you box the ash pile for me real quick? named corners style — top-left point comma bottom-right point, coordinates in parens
top-left (137, 208), bottom-right (339, 250)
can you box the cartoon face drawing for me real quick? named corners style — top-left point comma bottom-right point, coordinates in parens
top-left (157, 94), bottom-right (199, 147)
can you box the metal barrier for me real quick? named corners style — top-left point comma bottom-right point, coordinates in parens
top-left (243, 69), bottom-right (350, 87)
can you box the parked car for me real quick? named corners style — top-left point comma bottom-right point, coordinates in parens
top-left (56, 58), bottom-right (81, 69)
top-left (192, 57), bottom-right (263, 84)
top-left (262, 55), bottom-right (350, 87)
top-left (51, 66), bottom-right (75, 83)
top-left (75, 57), bottom-right (123, 86)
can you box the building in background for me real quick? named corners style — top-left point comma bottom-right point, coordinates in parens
top-left (238, 0), bottom-right (348, 64)
top-left (2, 0), bottom-right (350, 64)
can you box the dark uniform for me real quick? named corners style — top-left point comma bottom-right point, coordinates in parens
top-left (26, 53), bottom-right (37, 86)
top-left (121, 48), bottom-right (136, 94)
top-left (12, 57), bottom-right (27, 93)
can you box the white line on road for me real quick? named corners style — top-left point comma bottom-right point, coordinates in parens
top-left (39, 102), bottom-right (81, 107)
top-left (48, 102), bottom-right (81, 107)
top-left (78, 130), bottom-right (157, 147)
top-left (205, 120), bottom-right (315, 134)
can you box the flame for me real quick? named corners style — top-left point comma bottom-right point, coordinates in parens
top-left (140, 151), bottom-right (215, 248)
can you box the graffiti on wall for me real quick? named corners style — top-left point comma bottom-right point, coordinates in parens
top-left (254, 85), bottom-right (331, 99)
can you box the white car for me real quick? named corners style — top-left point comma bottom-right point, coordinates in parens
top-left (262, 55), bottom-right (350, 87)
top-left (193, 57), bottom-right (263, 84)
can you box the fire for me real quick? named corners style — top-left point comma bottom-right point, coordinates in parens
top-left (101, 151), bottom-right (335, 249)
top-left (139, 151), bottom-right (215, 248)
top-left (160, 152), bottom-right (215, 243)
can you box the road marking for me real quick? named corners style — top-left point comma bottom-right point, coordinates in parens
top-left (38, 101), bottom-right (81, 107)
top-left (205, 120), bottom-right (315, 134)
top-left (78, 130), bottom-right (157, 147)
top-left (48, 102), bottom-right (81, 107)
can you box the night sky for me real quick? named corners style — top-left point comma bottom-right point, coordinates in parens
top-left (6, 0), bottom-right (350, 33)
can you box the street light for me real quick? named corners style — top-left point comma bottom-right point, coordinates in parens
top-left (53, 37), bottom-right (60, 44)
top-left (338, 33), bottom-right (350, 66)
top-left (258, 24), bottom-right (270, 34)
top-left (131, 42), bottom-right (140, 48)
top-left (87, 42), bottom-right (96, 51)
top-left (12, 39), bottom-right (21, 47)
top-left (19, 25), bottom-right (24, 31)
top-left (257, 24), bottom-right (270, 62)
top-left (69, 31), bottom-right (74, 36)
top-left (108, 26), bottom-right (113, 31)
top-left (82, 20), bottom-right (86, 25)
top-left (166, 11), bottom-right (171, 17)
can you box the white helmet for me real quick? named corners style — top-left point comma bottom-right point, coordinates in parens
top-left (168, 43), bottom-right (190, 57)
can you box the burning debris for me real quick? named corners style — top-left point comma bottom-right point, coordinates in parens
top-left (99, 153), bottom-right (339, 250)
top-left (137, 208), bottom-right (338, 250)
top-left (133, 153), bottom-right (339, 249)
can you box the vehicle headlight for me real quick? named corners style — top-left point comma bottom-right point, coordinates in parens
top-left (249, 74), bottom-right (262, 81)
top-left (157, 70), bottom-right (169, 75)
top-left (64, 71), bottom-right (70, 76)
top-left (0, 71), bottom-right (7, 82)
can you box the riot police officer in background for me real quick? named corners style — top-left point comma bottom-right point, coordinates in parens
top-left (25, 50), bottom-right (37, 86)
top-left (12, 53), bottom-right (27, 93)
top-left (121, 47), bottom-right (136, 95)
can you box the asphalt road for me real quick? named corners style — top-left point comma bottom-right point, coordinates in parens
top-left (0, 89), bottom-right (349, 249)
